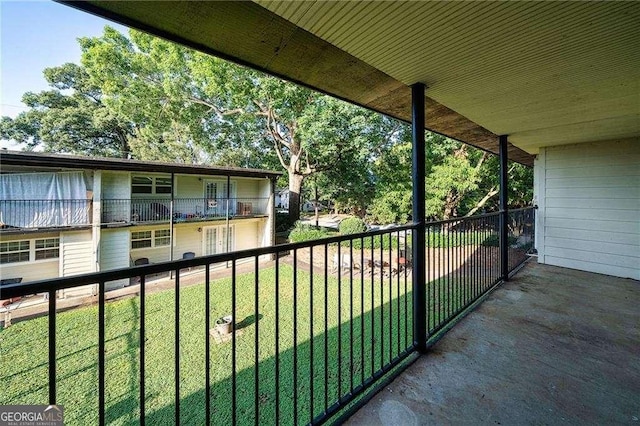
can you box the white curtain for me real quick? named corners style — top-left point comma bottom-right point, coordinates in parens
top-left (0, 171), bottom-right (89, 228)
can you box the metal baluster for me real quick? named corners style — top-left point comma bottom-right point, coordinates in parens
top-left (175, 270), bottom-right (180, 424)
top-left (205, 265), bottom-right (211, 425)
top-left (309, 247), bottom-right (314, 423)
top-left (99, 281), bottom-right (105, 426)
top-left (48, 289), bottom-right (56, 405)
top-left (323, 243), bottom-right (329, 414)
top-left (231, 261), bottom-right (237, 425)
top-left (254, 256), bottom-right (259, 425)
top-left (293, 249), bottom-right (298, 425)
top-left (349, 238), bottom-right (354, 394)
top-left (140, 275), bottom-right (146, 425)
top-left (275, 254), bottom-right (280, 423)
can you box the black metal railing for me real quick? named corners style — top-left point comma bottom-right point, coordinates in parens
top-left (0, 199), bottom-right (91, 230)
top-left (0, 207), bottom-right (535, 425)
top-left (101, 197), bottom-right (270, 224)
top-left (425, 207), bottom-right (536, 335)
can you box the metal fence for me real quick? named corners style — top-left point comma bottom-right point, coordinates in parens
top-left (0, 207), bottom-right (535, 425)
top-left (0, 199), bottom-right (91, 230)
top-left (101, 198), bottom-right (270, 224)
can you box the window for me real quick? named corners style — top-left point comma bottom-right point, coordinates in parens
top-left (131, 231), bottom-right (152, 249)
top-left (154, 229), bottom-right (170, 246)
top-left (0, 237), bottom-right (60, 264)
top-left (0, 240), bottom-right (30, 264)
top-left (35, 238), bottom-right (60, 260)
top-left (131, 229), bottom-right (170, 249)
top-left (132, 175), bottom-right (172, 195)
top-left (131, 176), bottom-right (153, 194)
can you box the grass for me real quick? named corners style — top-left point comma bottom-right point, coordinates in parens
top-left (0, 237), bottom-right (514, 425)
top-left (0, 265), bottom-right (415, 425)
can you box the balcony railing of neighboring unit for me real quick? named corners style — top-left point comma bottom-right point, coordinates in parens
top-left (0, 207), bottom-right (535, 425)
top-left (101, 197), bottom-right (270, 224)
top-left (0, 199), bottom-right (91, 230)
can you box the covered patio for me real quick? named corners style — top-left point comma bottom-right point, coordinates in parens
top-left (348, 262), bottom-right (640, 425)
top-left (8, 2), bottom-right (637, 424)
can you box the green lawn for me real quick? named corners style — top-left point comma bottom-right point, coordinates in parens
top-left (0, 265), bottom-right (415, 425)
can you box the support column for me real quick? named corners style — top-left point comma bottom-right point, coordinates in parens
top-left (499, 135), bottom-right (509, 281)
top-left (411, 83), bottom-right (427, 353)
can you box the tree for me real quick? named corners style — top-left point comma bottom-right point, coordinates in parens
top-left (78, 27), bottom-right (385, 220)
top-left (0, 63), bottom-right (133, 158)
top-left (368, 132), bottom-right (533, 224)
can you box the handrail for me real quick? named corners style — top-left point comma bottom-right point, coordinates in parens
top-left (0, 224), bottom-right (417, 298)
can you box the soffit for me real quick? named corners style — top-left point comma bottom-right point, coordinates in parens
top-left (257, 1), bottom-right (640, 154)
top-left (71, 1), bottom-right (640, 165)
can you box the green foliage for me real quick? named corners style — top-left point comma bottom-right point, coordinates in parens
top-left (343, 233), bottom-right (400, 250)
top-left (288, 222), bottom-right (331, 242)
top-left (3, 25), bottom-right (534, 225)
top-left (275, 212), bottom-right (296, 233)
top-left (480, 233), bottom-right (518, 247)
top-left (0, 63), bottom-right (133, 157)
top-left (338, 217), bottom-right (367, 235)
top-left (426, 231), bottom-right (483, 248)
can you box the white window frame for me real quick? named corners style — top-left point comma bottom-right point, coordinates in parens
top-left (131, 175), bottom-right (172, 195)
top-left (34, 237), bottom-right (60, 261)
top-left (0, 237), bottom-right (60, 265)
top-left (131, 228), bottom-right (171, 250)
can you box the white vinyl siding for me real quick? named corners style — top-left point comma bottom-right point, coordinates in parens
top-left (60, 231), bottom-right (95, 297)
top-left (535, 138), bottom-right (640, 279)
top-left (99, 229), bottom-right (130, 289)
top-left (61, 231), bottom-right (93, 276)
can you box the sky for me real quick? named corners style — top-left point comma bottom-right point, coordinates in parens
top-left (1, 0), bottom-right (127, 149)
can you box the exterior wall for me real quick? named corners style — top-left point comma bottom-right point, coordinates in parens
top-left (236, 178), bottom-right (261, 199)
top-left (175, 175), bottom-right (202, 198)
top-left (234, 219), bottom-right (260, 251)
top-left (535, 138), bottom-right (640, 279)
top-left (0, 232), bottom-right (59, 283)
top-left (60, 230), bottom-right (95, 297)
top-left (174, 223), bottom-right (203, 258)
top-left (102, 171), bottom-right (130, 200)
top-left (61, 231), bottom-right (94, 276)
top-left (99, 228), bottom-right (130, 289)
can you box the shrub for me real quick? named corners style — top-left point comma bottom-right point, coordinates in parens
top-left (288, 222), bottom-right (330, 243)
top-left (480, 233), bottom-right (518, 247)
top-left (345, 234), bottom-right (400, 249)
top-left (339, 217), bottom-right (367, 235)
top-left (275, 212), bottom-right (296, 232)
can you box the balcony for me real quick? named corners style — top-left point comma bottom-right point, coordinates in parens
top-left (0, 208), bottom-right (545, 424)
top-left (0, 199), bottom-right (91, 232)
top-left (347, 262), bottom-right (639, 424)
top-left (101, 198), bottom-right (270, 225)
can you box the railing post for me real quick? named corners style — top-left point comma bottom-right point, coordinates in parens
top-left (411, 82), bottom-right (427, 353)
top-left (499, 135), bottom-right (509, 281)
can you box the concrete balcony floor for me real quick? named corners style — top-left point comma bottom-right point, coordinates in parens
top-left (347, 262), bottom-right (640, 425)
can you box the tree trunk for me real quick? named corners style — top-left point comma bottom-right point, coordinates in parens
top-left (288, 172), bottom-right (304, 223)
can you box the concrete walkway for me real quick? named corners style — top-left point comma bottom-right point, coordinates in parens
top-left (347, 262), bottom-right (640, 425)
